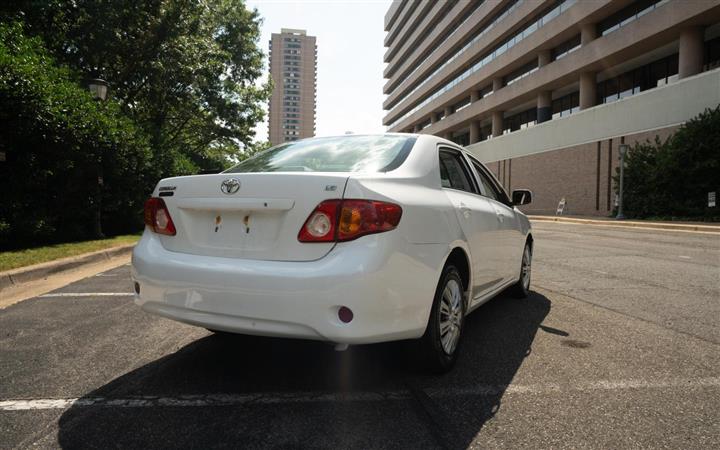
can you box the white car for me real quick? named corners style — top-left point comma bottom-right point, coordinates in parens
top-left (132, 134), bottom-right (533, 372)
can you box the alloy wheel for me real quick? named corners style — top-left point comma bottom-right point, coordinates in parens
top-left (439, 278), bottom-right (463, 355)
top-left (521, 246), bottom-right (532, 291)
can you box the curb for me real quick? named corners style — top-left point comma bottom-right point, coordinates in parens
top-left (529, 216), bottom-right (720, 233)
top-left (0, 244), bottom-right (135, 292)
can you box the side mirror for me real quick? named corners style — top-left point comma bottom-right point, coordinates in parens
top-left (512, 189), bottom-right (532, 206)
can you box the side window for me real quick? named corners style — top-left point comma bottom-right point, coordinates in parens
top-left (468, 157), bottom-right (511, 204)
top-left (470, 160), bottom-right (500, 202)
top-left (439, 150), bottom-right (476, 194)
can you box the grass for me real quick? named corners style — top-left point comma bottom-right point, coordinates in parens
top-left (0, 234), bottom-right (140, 272)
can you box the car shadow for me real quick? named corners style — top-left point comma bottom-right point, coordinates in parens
top-left (57, 291), bottom-right (550, 449)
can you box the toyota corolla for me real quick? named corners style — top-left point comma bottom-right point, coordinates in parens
top-left (131, 134), bottom-right (533, 372)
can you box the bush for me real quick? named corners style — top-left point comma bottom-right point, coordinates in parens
top-left (0, 23), bottom-right (153, 249)
top-left (619, 106), bottom-right (720, 221)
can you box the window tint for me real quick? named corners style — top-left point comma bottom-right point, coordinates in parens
top-left (471, 161), bottom-right (500, 201)
top-left (225, 135), bottom-right (416, 173)
top-left (468, 157), bottom-right (510, 204)
top-left (439, 151), bottom-right (476, 193)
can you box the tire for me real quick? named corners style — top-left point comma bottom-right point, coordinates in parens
top-left (509, 242), bottom-right (532, 298)
top-left (417, 265), bottom-right (466, 373)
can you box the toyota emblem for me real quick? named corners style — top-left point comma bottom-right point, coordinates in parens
top-left (220, 178), bottom-right (241, 195)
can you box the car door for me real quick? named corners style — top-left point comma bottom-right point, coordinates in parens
top-left (438, 147), bottom-right (504, 299)
top-left (466, 155), bottom-right (525, 283)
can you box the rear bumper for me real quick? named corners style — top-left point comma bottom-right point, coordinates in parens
top-left (131, 230), bottom-right (447, 344)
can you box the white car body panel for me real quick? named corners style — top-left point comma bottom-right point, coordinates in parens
top-left (151, 173), bottom-right (350, 262)
top-left (132, 134), bottom-right (532, 345)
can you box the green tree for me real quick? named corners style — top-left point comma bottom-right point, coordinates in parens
top-left (618, 106), bottom-right (720, 220)
top-left (3, 0), bottom-right (271, 175)
top-left (0, 22), bottom-right (152, 248)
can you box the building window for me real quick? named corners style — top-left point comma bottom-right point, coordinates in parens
top-left (552, 92), bottom-right (579, 119)
top-left (479, 123), bottom-right (492, 141)
top-left (452, 97), bottom-right (471, 113)
top-left (598, 0), bottom-right (670, 37)
top-left (596, 53), bottom-right (678, 104)
top-left (552, 35), bottom-right (581, 61)
top-left (704, 36), bottom-right (720, 71)
top-left (503, 60), bottom-right (539, 86)
top-left (451, 132), bottom-right (470, 146)
top-left (504, 108), bottom-right (537, 134)
top-left (478, 84), bottom-right (493, 99)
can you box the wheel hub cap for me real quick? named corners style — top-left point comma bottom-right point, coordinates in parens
top-left (439, 278), bottom-right (463, 355)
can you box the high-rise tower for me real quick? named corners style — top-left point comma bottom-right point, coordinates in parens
top-left (268, 28), bottom-right (317, 145)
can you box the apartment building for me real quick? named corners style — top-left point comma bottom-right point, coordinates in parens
top-left (383, 0), bottom-right (720, 215)
top-left (268, 29), bottom-right (317, 146)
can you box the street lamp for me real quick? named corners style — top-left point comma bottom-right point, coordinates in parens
top-left (616, 143), bottom-right (629, 220)
top-left (87, 78), bottom-right (109, 238)
top-left (87, 78), bottom-right (109, 101)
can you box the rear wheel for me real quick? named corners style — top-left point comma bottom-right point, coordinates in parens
top-left (509, 242), bottom-right (532, 298)
top-left (417, 265), bottom-right (466, 373)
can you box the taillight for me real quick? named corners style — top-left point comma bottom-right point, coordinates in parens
top-left (298, 199), bottom-right (402, 243)
top-left (144, 198), bottom-right (176, 236)
top-left (297, 200), bottom-right (339, 242)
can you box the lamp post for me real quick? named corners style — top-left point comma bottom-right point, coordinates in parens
top-left (616, 143), bottom-right (629, 220)
top-left (87, 78), bottom-right (109, 102)
top-left (87, 78), bottom-right (109, 238)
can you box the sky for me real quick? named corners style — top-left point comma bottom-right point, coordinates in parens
top-left (245, 0), bottom-right (391, 141)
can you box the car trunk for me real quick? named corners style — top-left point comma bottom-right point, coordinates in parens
top-left (154, 173), bottom-right (349, 262)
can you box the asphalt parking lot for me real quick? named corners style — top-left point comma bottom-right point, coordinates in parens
top-left (1, 222), bottom-right (719, 449)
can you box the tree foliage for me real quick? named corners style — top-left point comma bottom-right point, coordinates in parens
top-left (4, 0), bottom-right (270, 175)
top-left (618, 106), bottom-right (720, 221)
top-left (0, 22), bottom-right (152, 247)
top-left (0, 1), bottom-right (270, 248)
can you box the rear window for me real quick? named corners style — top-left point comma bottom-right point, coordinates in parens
top-left (224, 135), bottom-right (416, 173)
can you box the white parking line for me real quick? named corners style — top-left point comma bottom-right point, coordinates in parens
top-left (38, 293), bottom-right (134, 298)
top-left (428, 376), bottom-right (720, 397)
top-left (2, 377), bottom-right (718, 411)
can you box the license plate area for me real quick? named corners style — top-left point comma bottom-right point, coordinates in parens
top-left (182, 209), bottom-right (285, 251)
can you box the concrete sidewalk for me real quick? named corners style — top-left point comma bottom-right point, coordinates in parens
top-left (0, 244), bottom-right (134, 308)
top-left (529, 215), bottom-right (720, 234)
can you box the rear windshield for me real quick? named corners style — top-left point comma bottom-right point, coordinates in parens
top-left (224, 135), bottom-right (416, 173)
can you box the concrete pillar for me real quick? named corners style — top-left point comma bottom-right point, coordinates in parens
top-left (470, 90), bottom-right (480, 103)
top-left (469, 121), bottom-right (480, 144)
top-left (413, 124), bottom-right (422, 133)
top-left (430, 113), bottom-right (437, 124)
top-left (679, 27), bottom-right (704, 79)
top-left (493, 77), bottom-right (503, 93)
top-left (537, 90), bottom-right (552, 123)
top-left (579, 71), bottom-right (597, 110)
top-left (443, 132), bottom-right (453, 141)
top-left (492, 111), bottom-right (504, 137)
top-left (444, 106), bottom-right (452, 118)
top-left (581, 23), bottom-right (597, 46)
top-left (538, 50), bottom-right (552, 68)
